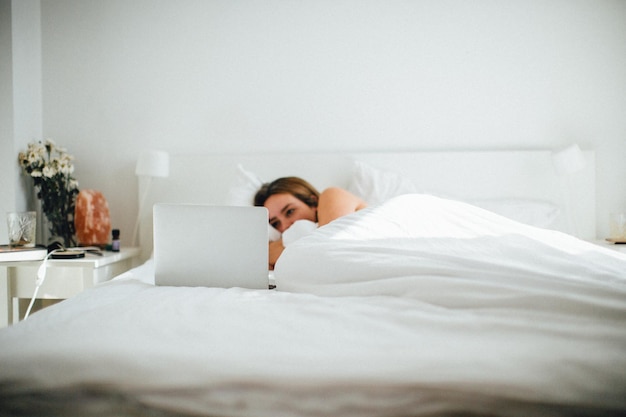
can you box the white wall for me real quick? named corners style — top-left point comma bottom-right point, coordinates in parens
top-left (5, 0), bottom-right (626, 244)
top-left (0, 0), bottom-right (42, 327)
top-left (0, 0), bottom-right (42, 245)
top-left (0, 0), bottom-right (15, 246)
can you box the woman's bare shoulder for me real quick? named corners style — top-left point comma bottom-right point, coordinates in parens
top-left (320, 187), bottom-right (366, 204)
top-left (320, 186), bottom-right (351, 198)
top-left (317, 187), bottom-right (367, 226)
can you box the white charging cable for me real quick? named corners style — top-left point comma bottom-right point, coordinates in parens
top-left (23, 249), bottom-right (63, 320)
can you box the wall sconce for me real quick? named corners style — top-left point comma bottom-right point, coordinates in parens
top-left (552, 144), bottom-right (587, 238)
top-left (132, 150), bottom-right (170, 247)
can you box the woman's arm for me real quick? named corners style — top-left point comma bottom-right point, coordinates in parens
top-left (268, 239), bottom-right (284, 270)
top-left (317, 187), bottom-right (367, 227)
top-left (268, 188), bottom-right (366, 269)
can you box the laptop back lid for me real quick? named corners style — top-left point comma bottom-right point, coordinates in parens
top-left (153, 204), bottom-right (268, 289)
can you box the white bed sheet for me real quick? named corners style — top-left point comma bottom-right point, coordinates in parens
top-left (0, 195), bottom-right (625, 417)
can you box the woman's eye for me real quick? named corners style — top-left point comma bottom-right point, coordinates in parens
top-left (286, 208), bottom-right (295, 217)
top-left (271, 221), bottom-right (280, 229)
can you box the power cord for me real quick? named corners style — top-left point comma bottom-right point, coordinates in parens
top-left (23, 248), bottom-right (62, 320)
top-left (22, 245), bottom-right (102, 320)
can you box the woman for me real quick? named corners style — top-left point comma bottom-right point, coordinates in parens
top-left (254, 177), bottom-right (367, 269)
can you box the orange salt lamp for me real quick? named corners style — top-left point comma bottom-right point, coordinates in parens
top-left (74, 190), bottom-right (112, 247)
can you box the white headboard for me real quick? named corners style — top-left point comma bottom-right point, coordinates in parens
top-left (138, 150), bottom-right (596, 261)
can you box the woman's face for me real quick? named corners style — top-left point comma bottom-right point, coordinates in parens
top-left (264, 193), bottom-right (317, 233)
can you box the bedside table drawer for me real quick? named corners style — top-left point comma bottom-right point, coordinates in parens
top-left (9, 266), bottom-right (93, 299)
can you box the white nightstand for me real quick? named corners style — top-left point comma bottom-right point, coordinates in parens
top-left (0, 247), bottom-right (141, 326)
top-left (592, 239), bottom-right (626, 254)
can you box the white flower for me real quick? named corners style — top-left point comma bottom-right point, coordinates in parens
top-left (27, 149), bottom-right (42, 164)
top-left (19, 139), bottom-right (76, 178)
top-left (42, 165), bottom-right (56, 178)
top-left (18, 139), bottom-right (80, 246)
top-left (59, 163), bottom-right (71, 175)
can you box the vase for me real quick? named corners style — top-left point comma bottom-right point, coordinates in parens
top-left (34, 191), bottom-right (76, 248)
top-left (46, 213), bottom-right (76, 248)
top-left (33, 195), bottom-right (49, 246)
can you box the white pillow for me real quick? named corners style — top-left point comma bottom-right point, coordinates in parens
top-left (347, 160), bottom-right (560, 228)
top-left (470, 199), bottom-right (560, 229)
top-left (227, 164), bottom-right (281, 241)
top-left (347, 160), bottom-right (419, 206)
top-left (227, 164), bottom-right (264, 206)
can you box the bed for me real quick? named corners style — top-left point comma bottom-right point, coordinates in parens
top-left (1, 149), bottom-right (625, 417)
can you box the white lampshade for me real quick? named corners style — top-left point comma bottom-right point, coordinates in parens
top-left (135, 150), bottom-right (170, 178)
top-left (552, 144), bottom-right (586, 176)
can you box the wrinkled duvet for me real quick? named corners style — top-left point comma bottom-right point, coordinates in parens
top-left (1, 194), bottom-right (625, 417)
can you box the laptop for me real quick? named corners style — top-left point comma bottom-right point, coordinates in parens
top-left (153, 204), bottom-right (269, 289)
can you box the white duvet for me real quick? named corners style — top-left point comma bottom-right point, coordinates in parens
top-left (1, 194), bottom-right (625, 417)
top-left (277, 194), bottom-right (626, 301)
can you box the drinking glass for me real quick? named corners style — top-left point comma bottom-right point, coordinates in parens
top-left (6, 211), bottom-right (37, 248)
